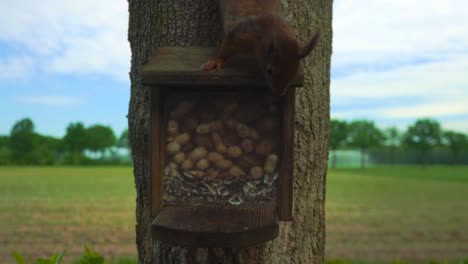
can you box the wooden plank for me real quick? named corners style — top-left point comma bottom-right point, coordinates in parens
top-left (278, 87), bottom-right (296, 221)
top-left (150, 89), bottom-right (165, 217)
top-left (152, 204), bottom-right (279, 247)
top-left (142, 47), bottom-right (304, 88)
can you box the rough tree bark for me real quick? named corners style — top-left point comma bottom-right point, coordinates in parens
top-left (128, 0), bottom-right (333, 263)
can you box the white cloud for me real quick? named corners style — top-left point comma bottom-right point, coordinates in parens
top-left (331, 55), bottom-right (468, 126)
top-left (333, 0), bottom-right (468, 68)
top-left (48, 31), bottom-right (130, 81)
top-left (16, 95), bottom-right (82, 107)
top-left (0, 0), bottom-right (129, 80)
top-left (0, 56), bottom-right (34, 80)
top-left (332, 0), bottom-right (468, 132)
top-left (332, 58), bottom-right (468, 127)
top-left (442, 120), bottom-right (468, 134)
top-left (1, 0), bottom-right (467, 132)
top-left (380, 98), bottom-right (468, 119)
top-left (332, 53), bottom-right (468, 101)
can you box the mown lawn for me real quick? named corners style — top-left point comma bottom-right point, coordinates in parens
top-left (326, 166), bottom-right (468, 263)
top-left (0, 167), bottom-right (137, 264)
top-left (1, 166), bottom-right (468, 263)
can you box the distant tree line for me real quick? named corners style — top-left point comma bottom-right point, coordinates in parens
top-left (2, 117), bottom-right (467, 167)
top-left (330, 118), bottom-right (468, 168)
top-left (0, 118), bottom-right (130, 165)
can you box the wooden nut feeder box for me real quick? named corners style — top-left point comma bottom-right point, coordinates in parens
top-left (143, 47), bottom-right (303, 248)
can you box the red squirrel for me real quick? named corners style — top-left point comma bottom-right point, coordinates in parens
top-left (201, 0), bottom-right (321, 96)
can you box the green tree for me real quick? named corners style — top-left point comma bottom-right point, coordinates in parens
top-left (62, 122), bottom-right (89, 164)
top-left (348, 120), bottom-right (384, 168)
top-left (63, 122), bottom-right (88, 153)
top-left (9, 118), bottom-right (37, 164)
top-left (0, 135), bottom-right (8, 147)
top-left (86, 125), bottom-right (116, 157)
top-left (116, 129), bottom-right (130, 150)
top-left (330, 119), bottom-right (348, 168)
top-left (442, 130), bottom-right (468, 164)
top-left (0, 135), bottom-right (11, 165)
top-left (384, 126), bottom-right (401, 165)
top-left (33, 135), bottom-right (61, 165)
top-left (403, 118), bottom-right (442, 164)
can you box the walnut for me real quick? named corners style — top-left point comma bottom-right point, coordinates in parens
top-left (227, 146), bottom-right (242, 158)
top-left (190, 147), bottom-right (208, 161)
top-left (196, 158), bottom-right (210, 170)
top-left (166, 142), bottom-right (181, 155)
top-left (167, 120), bottom-right (179, 135)
top-left (250, 166), bottom-right (264, 180)
top-left (264, 154), bottom-right (278, 173)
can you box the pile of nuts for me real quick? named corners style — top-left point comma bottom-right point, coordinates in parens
top-left (163, 92), bottom-right (281, 205)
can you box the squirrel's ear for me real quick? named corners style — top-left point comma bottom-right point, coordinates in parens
top-left (298, 29), bottom-right (321, 59)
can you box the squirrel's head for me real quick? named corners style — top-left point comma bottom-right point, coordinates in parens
top-left (258, 29), bottom-right (321, 96)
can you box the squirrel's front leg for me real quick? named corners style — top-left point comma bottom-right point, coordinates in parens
top-left (201, 38), bottom-right (235, 71)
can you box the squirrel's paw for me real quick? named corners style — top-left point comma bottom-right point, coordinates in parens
top-left (201, 58), bottom-right (224, 71)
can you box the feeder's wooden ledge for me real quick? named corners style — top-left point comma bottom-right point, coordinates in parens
top-left (141, 46), bottom-right (304, 88)
top-left (152, 204), bottom-right (279, 248)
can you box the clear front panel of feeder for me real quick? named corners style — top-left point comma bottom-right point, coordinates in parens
top-left (163, 91), bottom-right (281, 206)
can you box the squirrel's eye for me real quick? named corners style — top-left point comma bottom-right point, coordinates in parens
top-left (266, 64), bottom-right (274, 75)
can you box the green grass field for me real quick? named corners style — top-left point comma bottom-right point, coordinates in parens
top-left (0, 167), bottom-right (137, 264)
top-left (327, 166), bottom-right (468, 263)
top-left (1, 166), bottom-right (467, 263)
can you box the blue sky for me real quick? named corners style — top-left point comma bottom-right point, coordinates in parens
top-left (1, 0), bottom-right (467, 137)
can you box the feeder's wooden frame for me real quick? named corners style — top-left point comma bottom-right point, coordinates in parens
top-left (145, 47), bottom-right (303, 221)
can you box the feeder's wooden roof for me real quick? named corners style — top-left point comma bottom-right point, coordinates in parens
top-left (152, 204), bottom-right (279, 247)
top-left (141, 47), bottom-right (304, 87)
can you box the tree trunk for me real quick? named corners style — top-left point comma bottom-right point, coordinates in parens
top-left (127, 0), bottom-right (333, 263)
